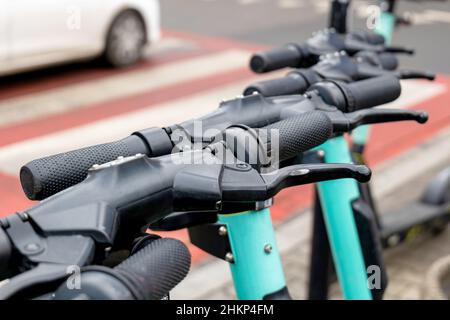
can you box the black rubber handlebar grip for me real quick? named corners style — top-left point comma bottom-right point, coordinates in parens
top-left (243, 73), bottom-right (309, 97)
top-left (114, 238), bottom-right (191, 300)
top-left (20, 135), bottom-right (149, 200)
top-left (250, 44), bottom-right (304, 73)
top-left (261, 111), bottom-right (333, 161)
top-left (340, 75), bottom-right (401, 111)
top-left (310, 75), bottom-right (401, 112)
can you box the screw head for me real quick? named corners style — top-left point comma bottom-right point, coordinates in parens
top-left (264, 244), bottom-right (273, 254)
top-left (24, 243), bottom-right (41, 253)
top-left (289, 169), bottom-right (310, 176)
top-left (387, 234), bottom-right (400, 247)
top-left (236, 163), bottom-right (249, 169)
top-left (225, 252), bottom-right (235, 263)
top-left (218, 226), bottom-right (228, 236)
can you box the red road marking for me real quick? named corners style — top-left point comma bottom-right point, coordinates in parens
top-left (0, 172), bottom-right (33, 215)
top-left (365, 76), bottom-right (450, 165)
top-left (0, 67), bottom-right (255, 147)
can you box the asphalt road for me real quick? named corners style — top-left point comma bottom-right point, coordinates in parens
top-left (161, 0), bottom-right (450, 74)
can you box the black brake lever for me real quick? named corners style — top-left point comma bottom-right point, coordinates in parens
top-left (384, 45), bottom-right (415, 55)
top-left (262, 163), bottom-right (371, 199)
top-left (397, 70), bottom-right (436, 81)
top-left (345, 108), bottom-right (428, 131)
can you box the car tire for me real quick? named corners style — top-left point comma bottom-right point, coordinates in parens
top-left (104, 10), bottom-right (147, 68)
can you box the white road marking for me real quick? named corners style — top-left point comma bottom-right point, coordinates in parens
top-left (278, 0), bottom-right (304, 9)
top-left (382, 80), bottom-right (446, 109)
top-left (310, 0), bottom-right (329, 14)
top-left (144, 38), bottom-right (198, 57)
top-left (237, 0), bottom-right (263, 5)
top-left (410, 10), bottom-right (450, 25)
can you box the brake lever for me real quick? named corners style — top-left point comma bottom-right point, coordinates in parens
top-left (397, 70), bottom-right (436, 81)
top-left (344, 108), bottom-right (428, 131)
top-left (262, 163), bottom-right (371, 199)
top-left (384, 45), bottom-right (415, 55)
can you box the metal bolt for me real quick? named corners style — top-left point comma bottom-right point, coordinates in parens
top-left (236, 163), bottom-right (248, 169)
top-left (0, 218), bottom-right (10, 229)
top-left (17, 212), bottom-right (29, 221)
top-left (264, 244), bottom-right (273, 254)
top-left (218, 226), bottom-right (228, 236)
top-left (255, 199), bottom-right (273, 210)
top-left (0, 279), bottom-right (10, 289)
top-left (387, 234), bottom-right (400, 247)
top-left (225, 252), bottom-right (235, 263)
top-left (289, 168), bottom-right (310, 176)
top-left (24, 243), bottom-right (41, 253)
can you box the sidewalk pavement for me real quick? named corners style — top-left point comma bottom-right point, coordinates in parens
top-left (172, 125), bottom-right (450, 300)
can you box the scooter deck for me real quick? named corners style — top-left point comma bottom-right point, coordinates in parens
top-left (381, 202), bottom-right (450, 248)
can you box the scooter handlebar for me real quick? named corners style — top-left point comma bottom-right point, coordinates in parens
top-left (310, 75), bottom-right (402, 112)
top-left (250, 43), bottom-right (304, 73)
top-left (243, 73), bottom-right (310, 96)
top-left (20, 135), bottom-right (150, 201)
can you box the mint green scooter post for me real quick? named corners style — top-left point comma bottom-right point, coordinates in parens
top-left (352, 8), bottom-right (396, 146)
top-left (315, 136), bottom-right (372, 299)
top-left (218, 208), bottom-right (288, 300)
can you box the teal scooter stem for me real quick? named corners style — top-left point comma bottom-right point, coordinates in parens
top-left (308, 6), bottom-right (406, 299)
top-left (315, 136), bottom-right (372, 299)
top-left (218, 208), bottom-right (287, 300)
top-left (375, 11), bottom-right (396, 44)
top-left (352, 10), bottom-right (396, 145)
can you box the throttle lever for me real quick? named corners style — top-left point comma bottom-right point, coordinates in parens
top-left (262, 163), bottom-right (371, 198)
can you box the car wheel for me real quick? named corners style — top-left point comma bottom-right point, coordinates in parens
top-left (105, 10), bottom-right (146, 68)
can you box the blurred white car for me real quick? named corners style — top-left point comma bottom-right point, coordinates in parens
top-left (0, 0), bottom-right (161, 76)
